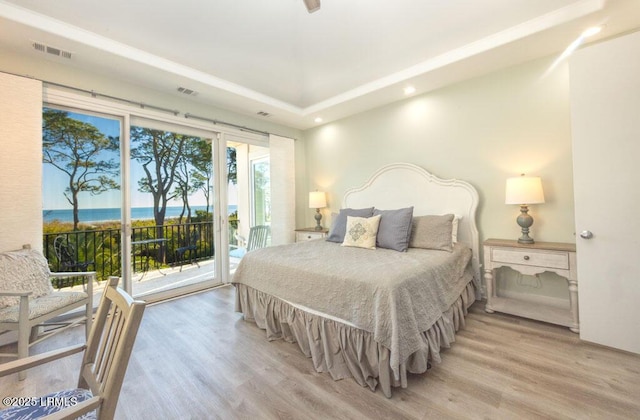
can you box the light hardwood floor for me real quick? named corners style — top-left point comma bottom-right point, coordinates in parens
top-left (1, 285), bottom-right (639, 419)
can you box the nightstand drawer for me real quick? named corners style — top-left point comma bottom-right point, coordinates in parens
top-left (295, 228), bottom-right (328, 242)
top-left (492, 247), bottom-right (569, 270)
top-left (296, 231), bottom-right (326, 242)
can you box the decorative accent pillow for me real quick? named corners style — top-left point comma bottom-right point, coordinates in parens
top-left (409, 214), bottom-right (455, 252)
top-left (341, 215), bottom-right (382, 249)
top-left (0, 248), bottom-right (53, 309)
top-left (374, 207), bottom-right (414, 252)
top-left (326, 207), bottom-right (375, 243)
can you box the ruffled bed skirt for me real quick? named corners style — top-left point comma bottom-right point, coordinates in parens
top-left (234, 281), bottom-right (476, 398)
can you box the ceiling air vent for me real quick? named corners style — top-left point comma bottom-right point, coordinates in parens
top-left (32, 42), bottom-right (72, 59)
top-left (257, 111), bottom-right (271, 117)
top-left (177, 87), bottom-right (198, 96)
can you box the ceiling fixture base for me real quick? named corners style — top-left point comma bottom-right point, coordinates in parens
top-left (303, 0), bottom-right (321, 13)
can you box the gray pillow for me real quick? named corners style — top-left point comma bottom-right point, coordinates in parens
top-left (374, 207), bottom-right (414, 252)
top-left (409, 214), bottom-right (455, 252)
top-left (326, 207), bottom-right (375, 243)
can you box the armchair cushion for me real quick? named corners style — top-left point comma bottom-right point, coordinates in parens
top-left (0, 249), bottom-right (53, 309)
top-left (0, 291), bottom-right (88, 323)
top-left (0, 388), bottom-right (96, 419)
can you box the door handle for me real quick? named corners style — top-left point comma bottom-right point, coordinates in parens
top-left (580, 230), bottom-right (594, 239)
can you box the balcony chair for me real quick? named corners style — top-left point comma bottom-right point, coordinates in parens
top-left (53, 235), bottom-right (95, 289)
top-left (0, 245), bottom-right (95, 380)
top-left (175, 229), bottom-right (200, 271)
top-left (0, 277), bottom-right (146, 420)
top-left (229, 225), bottom-right (270, 258)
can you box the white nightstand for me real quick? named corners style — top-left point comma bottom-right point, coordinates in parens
top-left (483, 238), bottom-right (578, 333)
top-left (295, 227), bottom-right (328, 242)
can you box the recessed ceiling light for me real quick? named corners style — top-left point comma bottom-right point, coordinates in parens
top-left (582, 26), bottom-right (602, 38)
top-left (314, 117), bottom-right (323, 123)
top-left (404, 86), bottom-right (416, 95)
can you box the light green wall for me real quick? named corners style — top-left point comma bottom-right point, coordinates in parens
top-left (301, 55), bottom-right (576, 247)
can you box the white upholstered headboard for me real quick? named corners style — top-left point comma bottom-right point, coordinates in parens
top-left (343, 163), bottom-right (481, 287)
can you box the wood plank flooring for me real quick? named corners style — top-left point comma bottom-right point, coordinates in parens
top-left (1, 285), bottom-right (639, 419)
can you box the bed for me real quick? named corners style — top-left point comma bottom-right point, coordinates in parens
top-left (232, 163), bottom-right (481, 397)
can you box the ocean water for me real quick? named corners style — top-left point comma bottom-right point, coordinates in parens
top-left (43, 205), bottom-right (237, 224)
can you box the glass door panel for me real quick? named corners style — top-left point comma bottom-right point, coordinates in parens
top-left (128, 123), bottom-right (219, 299)
top-left (42, 107), bottom-right (122, 303)
top-left (228, 143), bottom-right (270, 273)
top-left (251, 156), bottom-right (270, 229)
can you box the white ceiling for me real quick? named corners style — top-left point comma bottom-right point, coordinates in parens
top-left (1, 0), bottom-right (639, 129)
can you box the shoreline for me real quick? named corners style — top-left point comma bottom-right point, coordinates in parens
top-left (43, 205), bottom-right (236, 225)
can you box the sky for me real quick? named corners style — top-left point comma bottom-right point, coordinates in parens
top-left (42, 109), bottom-right (236, 210)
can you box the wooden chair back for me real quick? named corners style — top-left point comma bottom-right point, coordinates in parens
top-left (79, 277), bottom-right (146, 419)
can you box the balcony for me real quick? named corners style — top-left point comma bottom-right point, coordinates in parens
top-left (43, 221), bottom-right (237, 301)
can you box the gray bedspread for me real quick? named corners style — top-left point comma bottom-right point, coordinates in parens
top-left (232, 239), bottom-right (473, 377)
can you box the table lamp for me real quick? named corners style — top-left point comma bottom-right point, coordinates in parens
top-left (308, 191), bottom-right (327, 230)
top-left (505, 175), bottom-right (545, 244)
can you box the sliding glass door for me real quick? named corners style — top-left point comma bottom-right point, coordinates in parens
top-left (127, 120), bottom-right (220, 300)
top-left (42, 95), bottom-right (273, 300)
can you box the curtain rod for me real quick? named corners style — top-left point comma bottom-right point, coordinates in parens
top-left (3, 70), bottom-right (285, 139)
top-left (184, 113), bottom-right (268, 136)
top-left (44, 80), bottom-right (182, 115)
top-left (44, 80), bottom-right (272, 136)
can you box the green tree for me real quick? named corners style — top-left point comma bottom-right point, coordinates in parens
top-left (190, 138), bottom-right (213, 215)
top-left (171, 138), bottom-right (204, 224)
top-left (227, 147), bottom-right (237, 185)
top-left (42, 109), bottom-right (120, 230)
top-left (188, 141), bottom-right (236, 218)
top-left (130, 127), bottom-right (187, 243)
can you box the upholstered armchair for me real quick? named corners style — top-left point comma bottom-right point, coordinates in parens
top-left (0, 245), bottom-right (94, 380)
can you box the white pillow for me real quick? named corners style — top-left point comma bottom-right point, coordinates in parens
top-left (341, 215), bottom-right (381, 250)
top-left (452, 215), bottom-right (462, 243)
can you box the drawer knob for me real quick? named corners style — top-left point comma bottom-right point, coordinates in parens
top-left (523, 255), bottom-right (530, 261)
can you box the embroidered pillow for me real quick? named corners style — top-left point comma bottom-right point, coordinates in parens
top-left (409, 214), bottom-right (455, 252)
top-left (374, 207), bottom-right (414, 252)
top-left (326, 207), bottom-right (375, 243)
top-left (341, 215), bottom-right (381, 249)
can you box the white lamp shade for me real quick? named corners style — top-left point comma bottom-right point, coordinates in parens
top-left (309, 191), bottom-right (327, 209)
top-left (505, 176), bottom-right (545, 205)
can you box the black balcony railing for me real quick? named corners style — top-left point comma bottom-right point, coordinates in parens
top-left (43, 221), bottom-right (215, 285)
